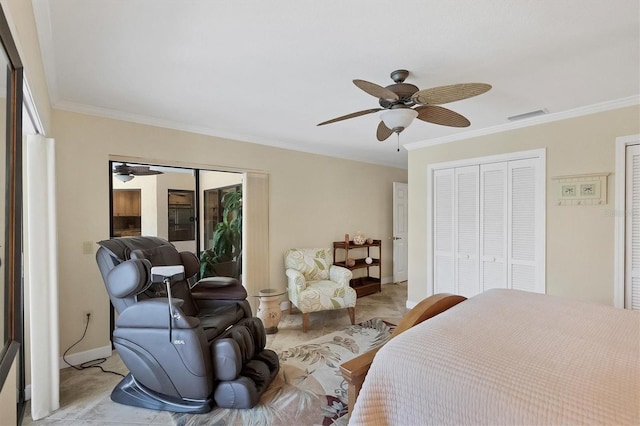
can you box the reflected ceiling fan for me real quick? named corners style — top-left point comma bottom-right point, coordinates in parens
top-left (113, 162), bottom-right (163, 182)
top-left (317, 69), bottom-right (491, 142)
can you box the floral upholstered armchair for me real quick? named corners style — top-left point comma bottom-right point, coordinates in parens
top-left (284, 248), bottom-right (356, 332)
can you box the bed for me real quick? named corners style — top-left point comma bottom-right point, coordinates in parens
top-left (341, 289), bottom-right (640, 425)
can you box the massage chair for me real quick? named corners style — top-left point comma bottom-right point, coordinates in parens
top-left (95, 236), bottom-right (279, 413)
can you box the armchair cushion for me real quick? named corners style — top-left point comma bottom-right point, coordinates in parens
top-left (284, 248), bottom-right (331, 281)
top-left (296, 280), bottom-right (356, 313)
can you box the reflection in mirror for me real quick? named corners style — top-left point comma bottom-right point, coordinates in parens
top-left (199, 170), bottom-right (242, 279)
top-left (109, 162), bottom-right (242, 277)
top-left (0, 41), bottom-right (7, 352)
top-left (168, 189), bottom-right (195, 242)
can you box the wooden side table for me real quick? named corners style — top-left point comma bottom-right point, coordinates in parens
top-left (254, 288), bottom-right (286, 334)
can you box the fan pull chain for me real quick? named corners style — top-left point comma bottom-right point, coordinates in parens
top-left (397, 132), bottom-right (400, 152)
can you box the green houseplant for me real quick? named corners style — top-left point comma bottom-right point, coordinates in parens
top-left (200, 190), bottom-right (242, 278)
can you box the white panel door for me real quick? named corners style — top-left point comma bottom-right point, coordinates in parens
top-left (433, 169), bottom-right (455, 294)
top-left (480, 162), bottom-right (508, 291)
top-left (625, 144), bottom-right (640, 309)
top-left (508, 159), bottom-right (542, 293)
top-left (393, 182), bottom-right (409, 283)
top-left (455, 166), bottom-right (479, 297)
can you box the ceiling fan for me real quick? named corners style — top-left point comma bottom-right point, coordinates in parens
top-left (113, 162), bottom-right (163, 182)
top-left (317, 69), bottom-right (491, 142)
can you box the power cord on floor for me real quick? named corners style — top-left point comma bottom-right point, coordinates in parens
top-left (62, 313), bottom-right (125, 377)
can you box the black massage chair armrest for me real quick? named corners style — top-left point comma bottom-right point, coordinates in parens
top-left (116, 298), bottom-right (200, 329)
top-left (191, 277), bottom-right (247, 300)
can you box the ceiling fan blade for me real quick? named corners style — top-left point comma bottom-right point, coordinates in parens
top-left (376, 121), bottom-right (393, 141)
top-left (128, 165), bottom-right (163, 176)
top-left (353, 79), bottom-right (399, 101)
top-left (317, 108), bottom-right (382, 126)
top-left (131, 170), bottom-right (163, 176)
top-left (113, 163), bottom-right (129, 173)
top-left (416, 105), bottom-right (471, 127)
top-left (412, 83), bottom-right (492, 105)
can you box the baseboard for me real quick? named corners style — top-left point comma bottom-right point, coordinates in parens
top-left (25, 345), bottom-right (112, 401)
top-left (59, 345), bottom-right (113, 370)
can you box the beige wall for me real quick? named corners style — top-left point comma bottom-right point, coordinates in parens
top-left (53, 109), bottom-right (407, 356)
top-left (407, 105), bottom-right (640, 306)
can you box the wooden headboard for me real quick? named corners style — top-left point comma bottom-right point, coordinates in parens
top-left (339, 293), bottom-right (467, 413)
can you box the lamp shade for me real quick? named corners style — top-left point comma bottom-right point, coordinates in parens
top-left (114, 173), bottom-right (134, 183)
top-left (380, 108), bottom-right (418, 130)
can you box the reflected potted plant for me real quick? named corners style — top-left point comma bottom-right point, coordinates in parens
top-left (200, 190), bottom-right (242, 278)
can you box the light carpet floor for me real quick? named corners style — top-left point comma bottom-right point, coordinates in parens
top-left (22, 282), bottom-right (407, 425)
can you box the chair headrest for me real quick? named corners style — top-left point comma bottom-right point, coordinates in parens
top-left (130, 245), bottom-right (182, 266)
top-left (97, 236), bottom-right (175, 263)
top-left (106, 258), bottom-right (152, 298)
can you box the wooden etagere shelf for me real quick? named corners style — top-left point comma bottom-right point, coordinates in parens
top-left (333, 239), bottom-right (381, 297)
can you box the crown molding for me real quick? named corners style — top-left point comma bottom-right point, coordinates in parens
top-left (53, 100), bottom-right (407, 169)
top-left (404, 96), bottom-right (640, 151)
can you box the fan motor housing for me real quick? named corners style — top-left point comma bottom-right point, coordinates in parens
top-left (379, 83), bottom-right (419, 108)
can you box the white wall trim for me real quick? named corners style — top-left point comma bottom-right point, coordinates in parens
top-left (426, 165), bottom-right (435, 298)
top-left (31, 0), bottom-right (59, 106)
top-left (54, 100), bottom-right (404, 169)
top-left (613, 134), bottom-right (640, 309)
top-left (405, 96), bottom-right (640, 151)
top-left (426, 148), bottom-right (546, 171)
top-left (58, 345), bottom-right (113, 371)
top-left (426, 149), bottom-right (546, 297)
top-left (23, 79), bottom-right (45, 135)
top-left (406, 300), bottom-right (418, 310)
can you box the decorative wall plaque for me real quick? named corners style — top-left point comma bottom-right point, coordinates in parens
top-left (552, 173), bottom-right (609, 206)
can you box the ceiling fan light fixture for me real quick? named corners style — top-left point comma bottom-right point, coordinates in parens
top-left (115, 173), bottom-right (134, 183)
top-left (380, 108), bottom-right (418, 132)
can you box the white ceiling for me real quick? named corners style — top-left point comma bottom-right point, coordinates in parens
top-left (32, 0), bottom-right (640, 169)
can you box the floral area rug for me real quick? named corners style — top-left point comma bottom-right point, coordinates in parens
top-left (172, 318), bottom-right (394, 426)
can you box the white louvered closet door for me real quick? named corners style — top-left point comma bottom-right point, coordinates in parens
top-left (626, 144), bottom-right (640, 310)
top-left (432, 154), bottom-right (544, 297)
top-left (508, 159), bottom-right (542, 293)
top-left (480, 163), bottom-right (508, 291)
top-left (455, 166), bottom-right (479, 297)
top-left (434, 169), bottom-right (455, 294)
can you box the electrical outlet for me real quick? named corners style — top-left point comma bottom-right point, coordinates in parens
top-left (83, 311), bottom-right (92, 324)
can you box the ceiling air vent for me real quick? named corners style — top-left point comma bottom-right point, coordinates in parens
top-left (508, 108), bottom-right (548, 121)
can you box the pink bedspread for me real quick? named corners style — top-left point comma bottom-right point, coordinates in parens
top-left (349, 289), bottom-right (640, 425)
